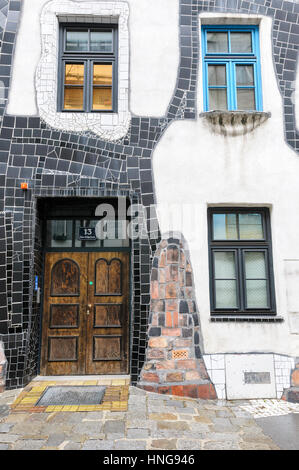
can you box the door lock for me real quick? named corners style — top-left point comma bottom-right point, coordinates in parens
top-left (87, 304), bottom-right (92, 315)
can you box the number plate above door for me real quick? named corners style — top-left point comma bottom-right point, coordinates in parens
top-left (79, 227), bottom-right (97, 241)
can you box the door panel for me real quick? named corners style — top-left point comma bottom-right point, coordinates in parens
top-left (41, 251), bottom-right (130, 375)
top-left (40, 252), bottom-right (88, 375)
top-left (86, 252), bottom-right (129, 374)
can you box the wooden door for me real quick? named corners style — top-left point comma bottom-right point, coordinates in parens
top-left (86, 252), bottom-right (130, 374)
top-left (40, 252), bottom-right (130, 375)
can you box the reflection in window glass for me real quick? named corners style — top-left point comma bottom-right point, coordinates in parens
top-left (207, 32), bottom-right (228, 53)
top-left (230, 32), bottom-right (252, 53)
top-left (209, 89), bottom-right (227, 110)
top-left (214, 251), bottom-right (238, 308)
top-left (236, 65), bottom-right (254, 86)
top-left (213, 214), bottom-right (238, 240)
top-left (237, 89), bottom-right (256, 111)
top-left (66, 30), bottom-right (88, 51)
top-left (47, 220), bottom-right (73, 247)
top-left (239, 213), bottom-right (263, 239)
top-left (90, 30), bottom-right (113, 52)
top-left (64, 87), bottom-right (84, 110)
top-left (245, 251), bottom-right (268, 308)
top-left (208, 65), bottom-right (226, 86)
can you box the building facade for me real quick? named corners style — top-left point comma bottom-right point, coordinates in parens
top-left (0, 0), bottom-right (298, 400)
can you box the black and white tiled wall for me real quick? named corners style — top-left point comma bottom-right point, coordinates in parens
top-left (0, 0), bottom-right (297, 389)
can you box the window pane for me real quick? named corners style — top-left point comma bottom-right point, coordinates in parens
top-left (65, 64), bottom-right (84, 85)
top-left (246, 280), bottom-right (268, 308)
top-left (90, 30), bottom-right (113, 52)
top-left (236, 65), bottom-right (254, 86)
top-left (64, 87), bottom-right (84, 110)
top-left (207, 32), bottom-right (228, 53)
top-left (93, 64), bottom-right (113, 86)
top-left (214, 252), bottom-right (236, 279)
top-left (47, 220), bottom-right (73, 247)
top-left (215, 280), bottom-right (238, 308)
top-left (92, 87), bottom-right (112, 110)
top-left (209, 89), bottom-right (227, 110)
top-left (66, 30), bottom-right (88, 51)
top-left (236, 89), bottom-right (255, 110)
top-left (208, 65), bottom-right (226, 86)
top-left (245, 252), bottom-right (266, 279)
top-left (213, 213), bottom-right (238, 240)
top-left (239, 213), bottom-right (263, 239)
top-left (230, 32), bottom-right (252, 53)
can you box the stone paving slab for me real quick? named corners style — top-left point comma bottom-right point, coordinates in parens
top-left (0, 385), bottom-right (288, 450)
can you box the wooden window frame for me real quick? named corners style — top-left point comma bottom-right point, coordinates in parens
top-left (208, 207), bottom-right (276, 316)
top-left (58, 23), bottom-right (118, 113)
top-left (202, 25), bottom-right (263, 112)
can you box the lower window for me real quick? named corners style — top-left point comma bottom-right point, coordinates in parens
top-left (208, 208), bottom-right (276, 315)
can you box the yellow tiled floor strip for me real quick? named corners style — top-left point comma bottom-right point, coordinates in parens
top-left (10, 378), bottom-right (129, 413)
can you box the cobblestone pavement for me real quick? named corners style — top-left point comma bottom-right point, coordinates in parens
top-left (1, 386), bottom-right (297, 450)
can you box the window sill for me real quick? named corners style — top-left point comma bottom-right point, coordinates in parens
top-left (199, 110), bottom-right (271, 136)
top-left (210, 315), bottom-right (283, 323)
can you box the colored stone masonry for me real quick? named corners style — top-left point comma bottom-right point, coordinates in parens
top-left (0, 341), bottom-right (7, 392)
top-left (138, 236), bottom-right (217, 399)
top-left (282, 358), bottom-right (299, 403)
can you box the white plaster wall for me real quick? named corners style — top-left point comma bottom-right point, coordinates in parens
top-left (225, 354), bottom-right (276, 400)
top-left (153, 14), bottom-right (299, 357)
top-left (7, 0), bottom-right (179, 118)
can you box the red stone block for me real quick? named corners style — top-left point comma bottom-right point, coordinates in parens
top-left (162, 328), bottom-right (181, 336)
top-left (142, 372), bottom-right (160, 383)
top-left (166, 265), bottom-right (179, 282)
top-left (166, 299), bottom-right (178, 311)
top-left (292, 369), bottom-right (299, 386)
top-left (167, 247), bottom-right (179, 263)
top-left (176, 359), bottom-right (197, 370)
top-left (148, 349), bottom-right (166, 360)
top-left (171, 385), bottom-right (184, 397)
top-left (197, 384), bottom-right (217, 399)
top-left (159, 251), bottom-right (166, 267)
top-left (142, 385), bottom-right (157, 393)
top-left (165, 283), bottom-right (177, 299)
top-left (158, 386), bottom-right (171, 395)
top-left (155, 360), bottom-right (176, 370)
top-left (149, 337), bottom-right (168, 348)
top-left (183, 384), bottom-right (199, 398)
top-left (173, 311), bottom-right (179, 327)
top-left (151, 280), bottom-right (159, 299)
top-left (165, 311), bottom-right (172, 328)
top-left (166, 372), bottom-right (183, 382)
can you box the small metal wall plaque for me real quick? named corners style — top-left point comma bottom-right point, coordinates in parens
top-left (79, 227), bottom-right (97, 240)
top-left (244, 372), bottom-right (271, 385)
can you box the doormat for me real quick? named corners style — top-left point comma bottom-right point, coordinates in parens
top-left (35, 385), bottom-right (106, 407)
top-left (10, 379), bottom-right (129, 413)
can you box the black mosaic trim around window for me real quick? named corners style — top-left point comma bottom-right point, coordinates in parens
top-left (0, 0), bottom-right (297, 389)
top-left (210, 315), bottom-right (284, 322)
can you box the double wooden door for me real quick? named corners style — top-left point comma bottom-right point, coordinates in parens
top-left (40, 252), bottom-right (130, 375)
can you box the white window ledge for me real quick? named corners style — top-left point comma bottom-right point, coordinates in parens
top-left (36, 0), bottom-right (131, 141)
top-left (199, 110), bottom-right (271, 136)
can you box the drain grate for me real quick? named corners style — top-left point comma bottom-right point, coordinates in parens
top-left (35, 385), bottom-right (106, 407)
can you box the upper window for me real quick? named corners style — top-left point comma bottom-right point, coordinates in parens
top-left (208, 208), bottom-right (276, 316)
top-left (202, 26), bottom-right (262, 112)
top-left (58, 23), bottom-right (118, 112)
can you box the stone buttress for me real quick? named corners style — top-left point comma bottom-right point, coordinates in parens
top-left (138, 236), bottom-right (217, 399)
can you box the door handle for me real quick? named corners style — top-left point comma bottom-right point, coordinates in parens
top-left (87, 304), bottom-right (92, 316)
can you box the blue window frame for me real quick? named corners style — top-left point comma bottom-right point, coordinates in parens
top-left (202, 25), bottom-right (263, 112)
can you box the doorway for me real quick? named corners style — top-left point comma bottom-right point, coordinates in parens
top-left (38, 198), bottom-right (131, 376)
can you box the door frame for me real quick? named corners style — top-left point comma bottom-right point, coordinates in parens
top-left (37, 198), bottom-right (132, 376)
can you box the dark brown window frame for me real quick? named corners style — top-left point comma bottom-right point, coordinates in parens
top-left (208, 207), bottom-right (276, 317)
top-left (57, 23), bottom-right (118, 113)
